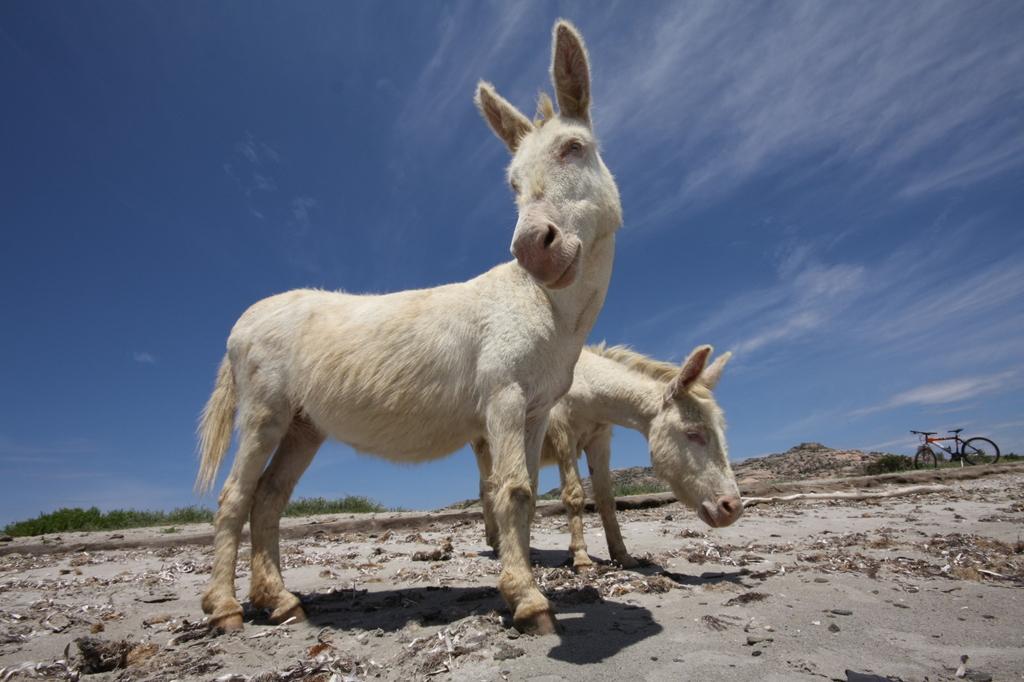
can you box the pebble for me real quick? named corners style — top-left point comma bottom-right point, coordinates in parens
top-left (0, 535), bottom-right (13, 542)
top-left (828, 623), bottom-right (840, 633)
top-left (751, 650), bottom-right (762, 657)
top-left (746, 635), bottom-right (773, 645)
top-left (830, 609), bottom-right (853, 616)
top-left (493, 643), bottom-right (525, 661)
top-left (44, 613), bottom-right (71, 632)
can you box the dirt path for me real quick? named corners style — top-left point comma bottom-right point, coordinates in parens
top-left (1, 471), bottom-right (1022, 681)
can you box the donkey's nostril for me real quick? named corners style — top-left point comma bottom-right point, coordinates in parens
top-left (717, 495), bottom-right (742, 522)
top-left (542, 224), bottom-right (557, 249)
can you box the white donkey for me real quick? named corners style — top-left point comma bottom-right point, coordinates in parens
top-left (195, 21), bottom-right (620, 635)
top-left (473, 345), bottom-right (742, 569)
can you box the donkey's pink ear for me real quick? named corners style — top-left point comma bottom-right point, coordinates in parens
top-left (665, 345), bottom-right (713, 402)
top-left (475, 81), bottom-right (533, 153)
top-left (700, 351), bottom-right (732, 390)
top-left (551, 20), bottom-right (591, 125)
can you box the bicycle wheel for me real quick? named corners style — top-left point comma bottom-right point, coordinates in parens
top-left (914, 446), bottom-right (939, 469)
top-left (961, 437), bottom-right (1000, 465)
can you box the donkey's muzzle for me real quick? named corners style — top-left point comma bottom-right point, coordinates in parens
top-left (511, 222), bottom-right (581, 289)
top-left (698, 495), bottom-right (743, 528)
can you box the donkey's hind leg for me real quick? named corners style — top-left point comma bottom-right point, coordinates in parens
top-left (202, 401), bottom-right (291, 630)
top-left (248, 414), bottom-right (325, 623)
top-left (472, 440), bottom-right (501, 552)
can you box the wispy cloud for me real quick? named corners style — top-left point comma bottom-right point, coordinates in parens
top-left (133, 351), bottom-right (156, 364)
top-left (593, 1), bottom-right (1024, 211)
top-left (0, 436), bottom-right (98, 462)
top-left (851, 370), bottom-right (1020, 416)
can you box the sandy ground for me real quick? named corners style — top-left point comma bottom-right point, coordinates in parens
top-left (1, 473), bottom-right (1022, 681)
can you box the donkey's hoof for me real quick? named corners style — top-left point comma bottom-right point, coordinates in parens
top-left (210, 613), bottom-right (244, 631)
top-left (572, 555), bottom-right (595, 571)
top-left (514, 609), bottom-right (559, 636)
top-left (614, 555), bottom-right (639, 569)
top-left (270, 604), bottom-right (306, 624)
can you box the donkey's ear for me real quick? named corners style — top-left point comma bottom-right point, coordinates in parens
top-left (700, 351), bottom-right (732, 390)
top-left (475, 81), bottom-right (532, 153)
top-left (665, 345), bottom-right (713, 402)
top-left (551, 20), bottom-right (591, 125)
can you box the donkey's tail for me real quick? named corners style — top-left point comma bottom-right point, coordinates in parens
top-left (195, 355), bottom-right (237, 494)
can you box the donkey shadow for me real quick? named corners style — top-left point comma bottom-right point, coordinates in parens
top-left (294, 582), bottom-right (661, 665)
top-left (526, 546), bottom-right (756, 588)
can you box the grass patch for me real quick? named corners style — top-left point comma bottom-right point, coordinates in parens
top-left (2, 495), bottom-right (389, 537)
top-left (864, 454), bottom-right (914, 476)
top-left (282, 495), bottom-right (386, 516)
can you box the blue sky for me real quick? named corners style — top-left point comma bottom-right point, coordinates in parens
top-left (2, 2), bottom-right (1022, 524)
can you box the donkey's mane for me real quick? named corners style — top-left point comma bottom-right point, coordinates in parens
top-left (587, 343), bottom-right (680, 383)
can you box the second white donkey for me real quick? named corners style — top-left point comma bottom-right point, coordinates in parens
top-left (473, 344), bottom-right (742, 568)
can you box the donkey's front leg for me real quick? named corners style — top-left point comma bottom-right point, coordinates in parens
top-left (488, 388), bottom-right (556, 635)
top-left (557, 450), bottom-right (594, 569)
top-left (471, 440), bottom-right (500, 553)
top-left (585, 431), bottom-right (638, 568)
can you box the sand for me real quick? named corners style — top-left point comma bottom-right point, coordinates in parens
top-left (1, 471), bottom-right (1022, 681)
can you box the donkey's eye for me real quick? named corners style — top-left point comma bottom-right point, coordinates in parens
top-left (561, 140), bottom-right (584, 158)
top-left (685, 431), bottom-right (707, 446)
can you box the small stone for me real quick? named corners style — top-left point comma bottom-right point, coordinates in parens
top-left (493, 642), bottom-right (525, 661)
top-left (813, 578), bottom-right (829, 583)
top-left (664, 514), bottom-right (674, 521)
top-left (45, 613), bottom-right (71, 632)
top-left (752, 650), bottom-right (762, 657)
top-left (506, 628), bottom-right (521, 640)
top-left (746, 635), bottom-right (773, 645)
top-left (828, 623), bottom-right (840, 633)
top-left (830, 609), bottom-right (853, 616)
top-left (963, 672), bottom-right (993, 682)
top-left (0, 535), bottom-right (12, 542)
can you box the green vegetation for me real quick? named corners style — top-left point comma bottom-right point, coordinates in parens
top-left (864, 454), bottom-right (914, 476)
top-left (2, 495), bottom-right (389, 537)
top-left (282, 495), bottom-right (386, 516)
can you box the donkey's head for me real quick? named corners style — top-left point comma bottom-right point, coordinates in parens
top-left (647, 346), bottom-right (743, 528)
top-left (475, 20), bottom-right (622, 290)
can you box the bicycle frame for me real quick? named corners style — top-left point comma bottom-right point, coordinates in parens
top-left (923, 434), bottom-right (965, 460)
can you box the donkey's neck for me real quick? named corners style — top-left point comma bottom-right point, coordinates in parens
top-left (545, 232), bottom-right (616, 339)
top-left (571, 354), bottom-right (662, 435)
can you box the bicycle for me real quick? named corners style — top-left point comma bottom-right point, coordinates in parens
top-left (910, 429), bottom-right (1000, 469)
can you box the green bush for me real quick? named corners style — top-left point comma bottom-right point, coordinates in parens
top-left (283, 495), bottom-right (386, 516)
top-left (2, 496), bottom-right (388, 537)
top-left (864, 454), bottom-right (913, 476)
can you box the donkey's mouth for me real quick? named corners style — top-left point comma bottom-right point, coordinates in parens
top-left (546, 242), bottom-right (582, 289)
